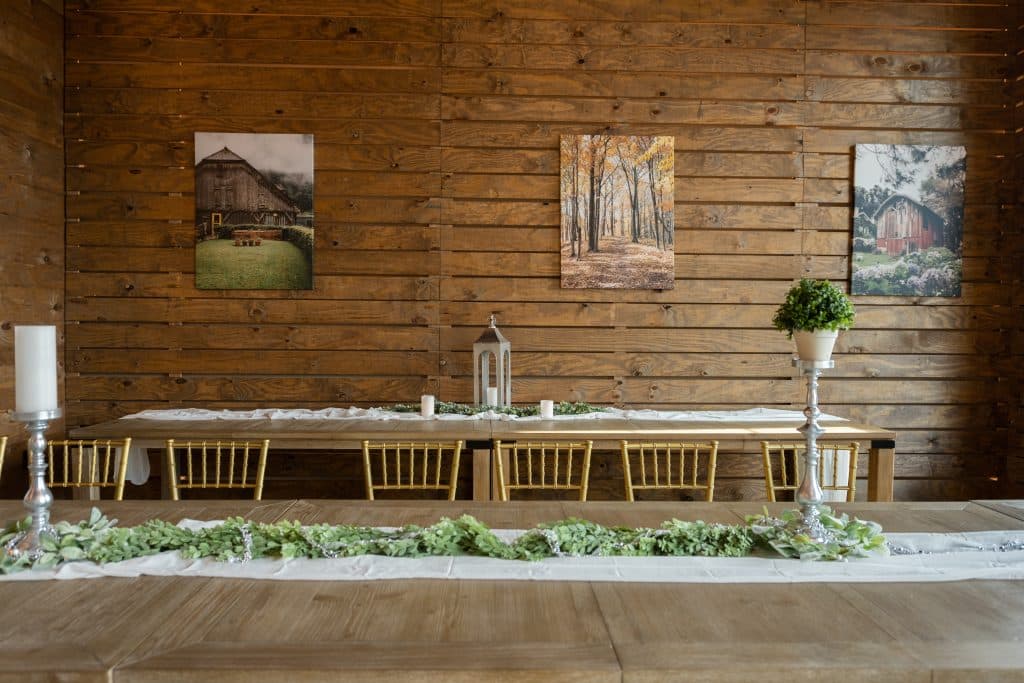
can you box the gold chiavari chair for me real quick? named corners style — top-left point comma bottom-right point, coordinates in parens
top-left (761, 441), bottom-right (860, 503)
top-left (620, 440), bottom-right (718, 502)
top-left (362, 440), bottom-right (464, 500)
top-left (165, 439), bottom-right (270, 500)
top-left (47, 438), bottom-right (133, 500)
top-left (0, 436), bottom-right (7, 485)
top-left (493, 440), bottom-right (593, 501)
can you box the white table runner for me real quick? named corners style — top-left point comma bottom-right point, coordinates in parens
top-left (121, 406), bottom-right (846, 423)
top-left (6, 529), bottom-right (1024, 583)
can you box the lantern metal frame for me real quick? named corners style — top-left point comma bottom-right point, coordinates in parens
top-left (473, 315), bottom-right (511, 407)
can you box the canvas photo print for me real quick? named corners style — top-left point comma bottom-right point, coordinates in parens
top-left (194, 132), bottom-right (314, 290)
top-left (560, 135), bottom-right (674, 289)
top-left (852, 144), bottom-right (965, 297)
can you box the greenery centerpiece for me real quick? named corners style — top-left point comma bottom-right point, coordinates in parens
top-left (0, 506), bottom-right (887, 575)
top-left (389, 400), bottom-right (602, 418)
top-left (772, 278), bottom-right (855, 361)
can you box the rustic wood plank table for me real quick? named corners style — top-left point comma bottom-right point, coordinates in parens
top-left (0, 500), bottom-right (1020, 682)
top-left (71, 416), bottom-right (898, 501)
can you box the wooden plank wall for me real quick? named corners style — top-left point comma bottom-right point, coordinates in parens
top-left (1011, 2), bottom-right (1023, 498)
top-left (62, 0), bottom-right (1017, 500)
top-left (0, 0), bottom-right (65, 496)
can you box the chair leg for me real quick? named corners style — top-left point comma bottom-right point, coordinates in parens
top-left (704, 446), bottom-right (717, 502)
top-left (361, 441), bottom-right (375, 500)
top-left (620, 442), bottom-right (634, 502)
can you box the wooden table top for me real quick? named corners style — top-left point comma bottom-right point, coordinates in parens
top-left (71, 415), bottom-right (896, 448)
top-left (0, 499), bottom-right (1021, 682)
top-left (71, 416), bottom-right (495, 448)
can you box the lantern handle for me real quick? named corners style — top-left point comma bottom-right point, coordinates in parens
top-left (489, 314), bottom-right (496, 328)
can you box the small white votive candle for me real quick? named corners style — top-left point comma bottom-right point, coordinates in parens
top-left (539, 400), bottom-right (554, 419)
top-left (15, 325), bottom-right (59, 414)
top-left (486, 387), bottom-right (499, 405)
top-left (420, 394), bottom-right (435, 417)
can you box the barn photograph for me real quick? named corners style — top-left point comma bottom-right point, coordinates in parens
top-left (851, 144), bottom-right (965, 297)
top-left (194, 132), bottom-right (314, 290)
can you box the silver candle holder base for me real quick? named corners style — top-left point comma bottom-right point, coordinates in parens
top-left (4, 408), bottom-right (61, 561)
top-left (792, 359), bottom-right (835, 544)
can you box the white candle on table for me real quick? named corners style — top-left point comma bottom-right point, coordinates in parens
top-left (486, 387), bottom-right (499, 405)
top-left (420, 394), bottom-right (435, 417)
top-left (539, 400), bottom-right (554, 419)
top-left (15, 325), bottom-right (58, 414)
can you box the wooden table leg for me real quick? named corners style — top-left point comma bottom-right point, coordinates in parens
top-left (472, 448), bottom-right (492, 501)
top-left (868, 440), bottom-right (896, 502)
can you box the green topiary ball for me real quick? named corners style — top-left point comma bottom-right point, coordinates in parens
top-left (772, 278), bottom-right (855, 338)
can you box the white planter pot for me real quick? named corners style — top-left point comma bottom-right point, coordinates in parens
top-left (793, 330), bottom-right (839, 362)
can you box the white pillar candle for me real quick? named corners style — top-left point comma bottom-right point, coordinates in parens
top-left (420, 394), bottom-right (435, 417)
top-left (15, 325), bottom-right (58, 414)
top-left (539, 400), bottom-right (554, 419)
top-left (486, 387), bottom-right (499, 405)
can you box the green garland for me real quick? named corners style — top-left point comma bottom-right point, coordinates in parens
top-left (0, 507), bottom-right (886, 575)
top-left (389, 400), bottom-right (603, 418)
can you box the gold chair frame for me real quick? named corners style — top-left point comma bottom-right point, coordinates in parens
top-left (47, 438), bottom-right (133, 500)
top-left (362, 440), bottom-right (464, 500)
top-left (761, 441), bottom-right (860, 503)
top-left (493, 440), bottom-right (593, 501)
top-left (166, 439), bottom-right (270, 500)
top-left (0, 436), bottom-right (7, 485)
top-left (620, 440), bottom-right (719, 502)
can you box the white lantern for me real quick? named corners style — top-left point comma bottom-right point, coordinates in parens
top-left (473, 315), bottom-right (511, 407)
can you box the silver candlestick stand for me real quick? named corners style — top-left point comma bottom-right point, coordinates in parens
top-left (792, 359), bottom-right (835, 543)
top-left (4, 409), bottom-right (61, 560)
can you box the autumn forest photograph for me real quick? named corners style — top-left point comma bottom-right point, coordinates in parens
top-left (560, 135), bottom-right (675, 289)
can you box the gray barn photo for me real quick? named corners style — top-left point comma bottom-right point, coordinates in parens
top-left (194, 132), bottom-right (314, 290)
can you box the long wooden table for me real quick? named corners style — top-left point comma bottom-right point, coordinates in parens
top-left (71, 415), bottom-right (898, 501)
top-left (0, 499), bottom-right (1021, 682)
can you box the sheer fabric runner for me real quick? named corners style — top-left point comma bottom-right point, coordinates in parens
top-left (121, 406), bottom-right (846, 423)
top-left (5, 525), bottom-right (1023, 583)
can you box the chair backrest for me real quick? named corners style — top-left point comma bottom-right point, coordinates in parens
top-left (362, 440), bottom-right (463, 500)
top-left (493, 440), bottom-right (593, 501)
top-left (0, 435), bottom-right (7, 485)
top-left (166, 439), bottom-right (270, 500)
top-left (47, 438), bottom-right (133, 500)
top-left (761, 441), bottom-right (860, 503)
top-left (620, 440), bottom-right (718, 502)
